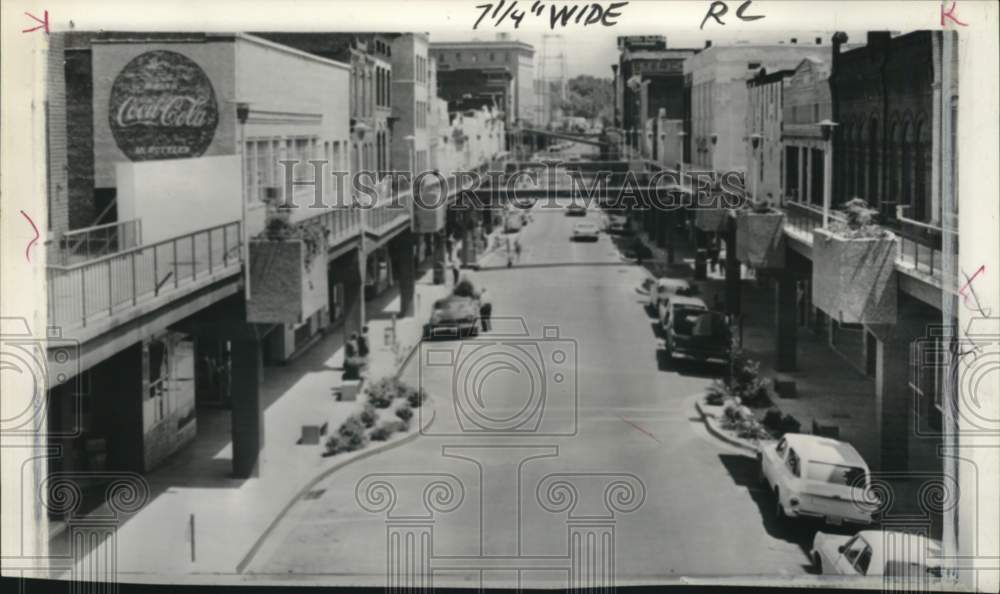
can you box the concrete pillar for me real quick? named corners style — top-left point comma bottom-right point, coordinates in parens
top-left (869, 322), bottom-right (919, 471)
top-left (342, 250), bottom-right (366, 337)
top-left (724, 227), bottom-right (741, 315)
top-left (665, 211), bottom-right (676, 265)
top-left (775, 272), bottom-right (798, 371)
top-left (391, 231), bottom-right (416, 317)
top-left (655, 209), bottom-right (668, 249)
top-left (231, 335), bottom-right (263, 479)
top-left (798, 146), bottom-right (806, 201)
top-left (432, 231), bottom-right (447, 285)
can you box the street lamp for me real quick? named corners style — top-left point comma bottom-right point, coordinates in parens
top-left (817, 119), bottom-right (839, 227)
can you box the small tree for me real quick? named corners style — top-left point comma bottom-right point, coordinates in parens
top-left (829, 198), bottom-right (889, 239)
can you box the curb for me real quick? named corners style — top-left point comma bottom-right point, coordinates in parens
top-left (236, 341), bottom-right (434, 575)
top-left (693, 397), bottom-right (761, 455)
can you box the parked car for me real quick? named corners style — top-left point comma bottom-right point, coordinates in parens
top-left (660, 296), bottom-right (730, 363)
top-left (644, 277), bottom-right (693, 315)
top-left (607, 215), bottom-right (628, 234)
top-left (571, 222), bottom-right (600, 242)
top-left (423, 295), bottom-right (480, 339)
top-left (759, 433), bottom-right (880, 525)
top-left (566, 202), bottom-right (587, 216)
top-left (811, 530), bottom-right (942, 579)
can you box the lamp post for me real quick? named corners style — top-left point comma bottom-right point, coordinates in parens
top-left (749, 133), bottom-right (762, 201)
top-left (236, 102), bottom-right (251, 300)
top-left (818, 119), bottom-right (839, 227)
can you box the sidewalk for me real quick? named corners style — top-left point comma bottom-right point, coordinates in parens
top-left (53, 269), bottom-right (447, 577)
top-left (628, 219), bottom-right (944, 535)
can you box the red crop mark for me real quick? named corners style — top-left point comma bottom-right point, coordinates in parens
top-left (21, 210), bottom-right (40, 263)
top-left (618, 415), bottom-right (662, 444)
top-left (958, 265), bottom-right (985, 298)
top-left (940, 2), bottom-right (968, 27)
top-left (22, 10), bottom-right (50, 34)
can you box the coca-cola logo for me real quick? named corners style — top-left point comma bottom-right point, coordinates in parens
top-left (109, 50), bottom-right (219, 161)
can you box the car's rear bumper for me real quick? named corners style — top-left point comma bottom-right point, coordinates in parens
top-left (787, 506), bottom-right (874, 525)
top-left (671, 346), bottom-right (729, 363)
top-left (424, 322), bottom-right (478, 339)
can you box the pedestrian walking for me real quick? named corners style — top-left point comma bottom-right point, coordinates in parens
top-left (514, 237), bottom-right (523, 262)
top-left (452, 258), bottom-right (461, 284)
top-left (707, 235), bottom-right (721, 275)
top-left (358, 326), bottom-right (370, 359)
top-left (505, 236), bottom-right (513, 268)
top-left (478, 288), bottom-right (492, 332)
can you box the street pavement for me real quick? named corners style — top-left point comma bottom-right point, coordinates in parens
top-left (244, 200), bottom-right (829, 586)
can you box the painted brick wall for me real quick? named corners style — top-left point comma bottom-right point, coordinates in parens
top-left (47, 34), bottom-right (70, 236)
top-left (65, 49), bottom-right (98, 229)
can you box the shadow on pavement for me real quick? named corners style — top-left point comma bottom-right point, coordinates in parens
top-left (656, 348), bottom-right (725, 379)
top-left (717, 453), bottom-right (859, 572)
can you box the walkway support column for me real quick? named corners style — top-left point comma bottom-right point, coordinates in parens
top-left (775, 272), bottom-right (798, 371)
top-left (342, 249), bottom-right (366, 338)
top-left (724, 226), bottom-right (741, 315)
top-left (391, 230), bottom-right (416, 317)
top-left (868, 321), bottom-right (921, 472)
top-left (231, 334), bottom-right (263, 478)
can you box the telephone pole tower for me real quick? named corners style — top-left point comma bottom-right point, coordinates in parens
top-left (540, 34), bottom-right (567, 127)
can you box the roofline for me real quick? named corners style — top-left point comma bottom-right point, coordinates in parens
top-left (430, 40), bottom-right (534, 53)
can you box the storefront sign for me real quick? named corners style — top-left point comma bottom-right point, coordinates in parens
top-left (109, 50), bottom-right (219, 161)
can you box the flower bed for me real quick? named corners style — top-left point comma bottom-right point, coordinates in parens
top-left (323, 377), bottom-right (429, 457)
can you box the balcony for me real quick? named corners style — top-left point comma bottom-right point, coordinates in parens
top-left (51, 219), bottom-right (143, 266)
top-left (47, 222), bottom-right (243, 337)
top-left (781, 200), bottom-right (952, 291)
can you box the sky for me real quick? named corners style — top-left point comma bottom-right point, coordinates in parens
top-left (431, 29), bottom-right (873, 80)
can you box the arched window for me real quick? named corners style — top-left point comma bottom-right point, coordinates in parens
top-left (913, 119), bottom-right (928, 221)
top-left (867, 117), bottom-right (879, 206)
top-left (901, 120), bottom-right (913, 210)
top-left (886, 120), bottom-right (899, 205)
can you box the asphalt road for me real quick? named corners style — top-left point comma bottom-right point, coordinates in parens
top-left (245, 201), bottom-right (819, 585)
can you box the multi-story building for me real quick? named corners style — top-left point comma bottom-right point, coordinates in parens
top-left (746, 67), bottom-right (795, 203)
top-left (830, 31), bottom-right (942, 225)
top-left (43, 32), bottom-right (357, 484)
top-left (429, 37), bottom-right (536, 126)
top-left (685, 38), bottom-right (828, 175)
top-left (613, 36), bottom-right (697, 154)
top-left (780, 57), bottom-right (832, 207)
top-left (254, 33), bottom-right (395, 181)
top-left (389, 33), bottom-right (431, 173)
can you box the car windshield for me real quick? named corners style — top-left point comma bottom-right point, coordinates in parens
top-left (806, 461), bottom-right (867, 486)
top-left (672, 307), bottom-right (707, 335)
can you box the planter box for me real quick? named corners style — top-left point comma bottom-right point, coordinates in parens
top-left (812, 228), bottom-right (898, 324)
top-left (248, 237), bottom-right (328, 324)
top-left (694, 208), bottom-right (732, 232)
top-left (735, 210), bottom-right (786, 269)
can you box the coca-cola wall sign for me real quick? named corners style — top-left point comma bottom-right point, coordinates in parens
top-left (108, 50), bottom-right (219, 161)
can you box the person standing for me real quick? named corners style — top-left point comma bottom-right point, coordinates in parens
top-left (344, 332), bottom-right (360, 380)
top-left (358, 326), bottom-right (370, 360)
top-left (514, 237), bottom-right (523, 263)
top-left (452, 257), bottom-right (461, 285)
top-left (479, 288), bottom-right (492, 332)
top-left (707, 235), bottom-right (721, 275)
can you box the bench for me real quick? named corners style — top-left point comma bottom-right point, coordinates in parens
top-left (773, 374), bottom-right (797, 399)
top-left (812, 418), bottom-right (840, 439)
top-left (299, 421), bottom-right (329, 445)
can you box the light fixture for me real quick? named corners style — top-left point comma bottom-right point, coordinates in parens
top-left (750, 133), bottom-right (762, 149)
top-left (817, 119), bottom-right (839, 141)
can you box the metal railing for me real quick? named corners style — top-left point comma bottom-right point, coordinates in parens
top-left (55, 219), bottom-right (143, 265)
top-left (780, 199), bottom-right (950, 283)
top-left (47, 221), bottom-right (242, 330)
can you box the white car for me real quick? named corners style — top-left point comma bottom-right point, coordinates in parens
top-left (812, 530), bottom-right (942, 579)
top-left (759, 433), bottom-right (880, 525)
top-left (571, 222), bottom-right (600, 241)
top-left (645, 277), bottom-right (693, 315)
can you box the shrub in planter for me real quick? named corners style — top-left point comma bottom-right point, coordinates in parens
top-left (762, 408), bottom-right (784, 431)
top-left (727, 350), bottom-right (772, 408)
top-left (407, 387), bottom-right (429, 408)
top-left (359, 404), bottom-right (378, 429)
top-left (812, 198), bottom-right (898, 324)
top-left (735, 200), bottom-right (786, 269)
top-left (735, 417), bottom-right (772, 440)
top-left (780, 414), bottom-right (801, 435)
top-left (324, 434), bottom-right (345, 456)
top-left (395, 405), bottom-right (414, 426)
top-left (705, 381), bottom-right (729, 406)
top-left (337, 416), bottom-right (368, 452)
top-left (367, 378), bottom-right (400, 409)
top-left (369, 422), bottom-right (397, 442)
top-left (453, 278), bottom-right (478, 298)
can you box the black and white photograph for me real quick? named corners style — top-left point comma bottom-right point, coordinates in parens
top-left (1, 1), bottom-right (997, 592)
